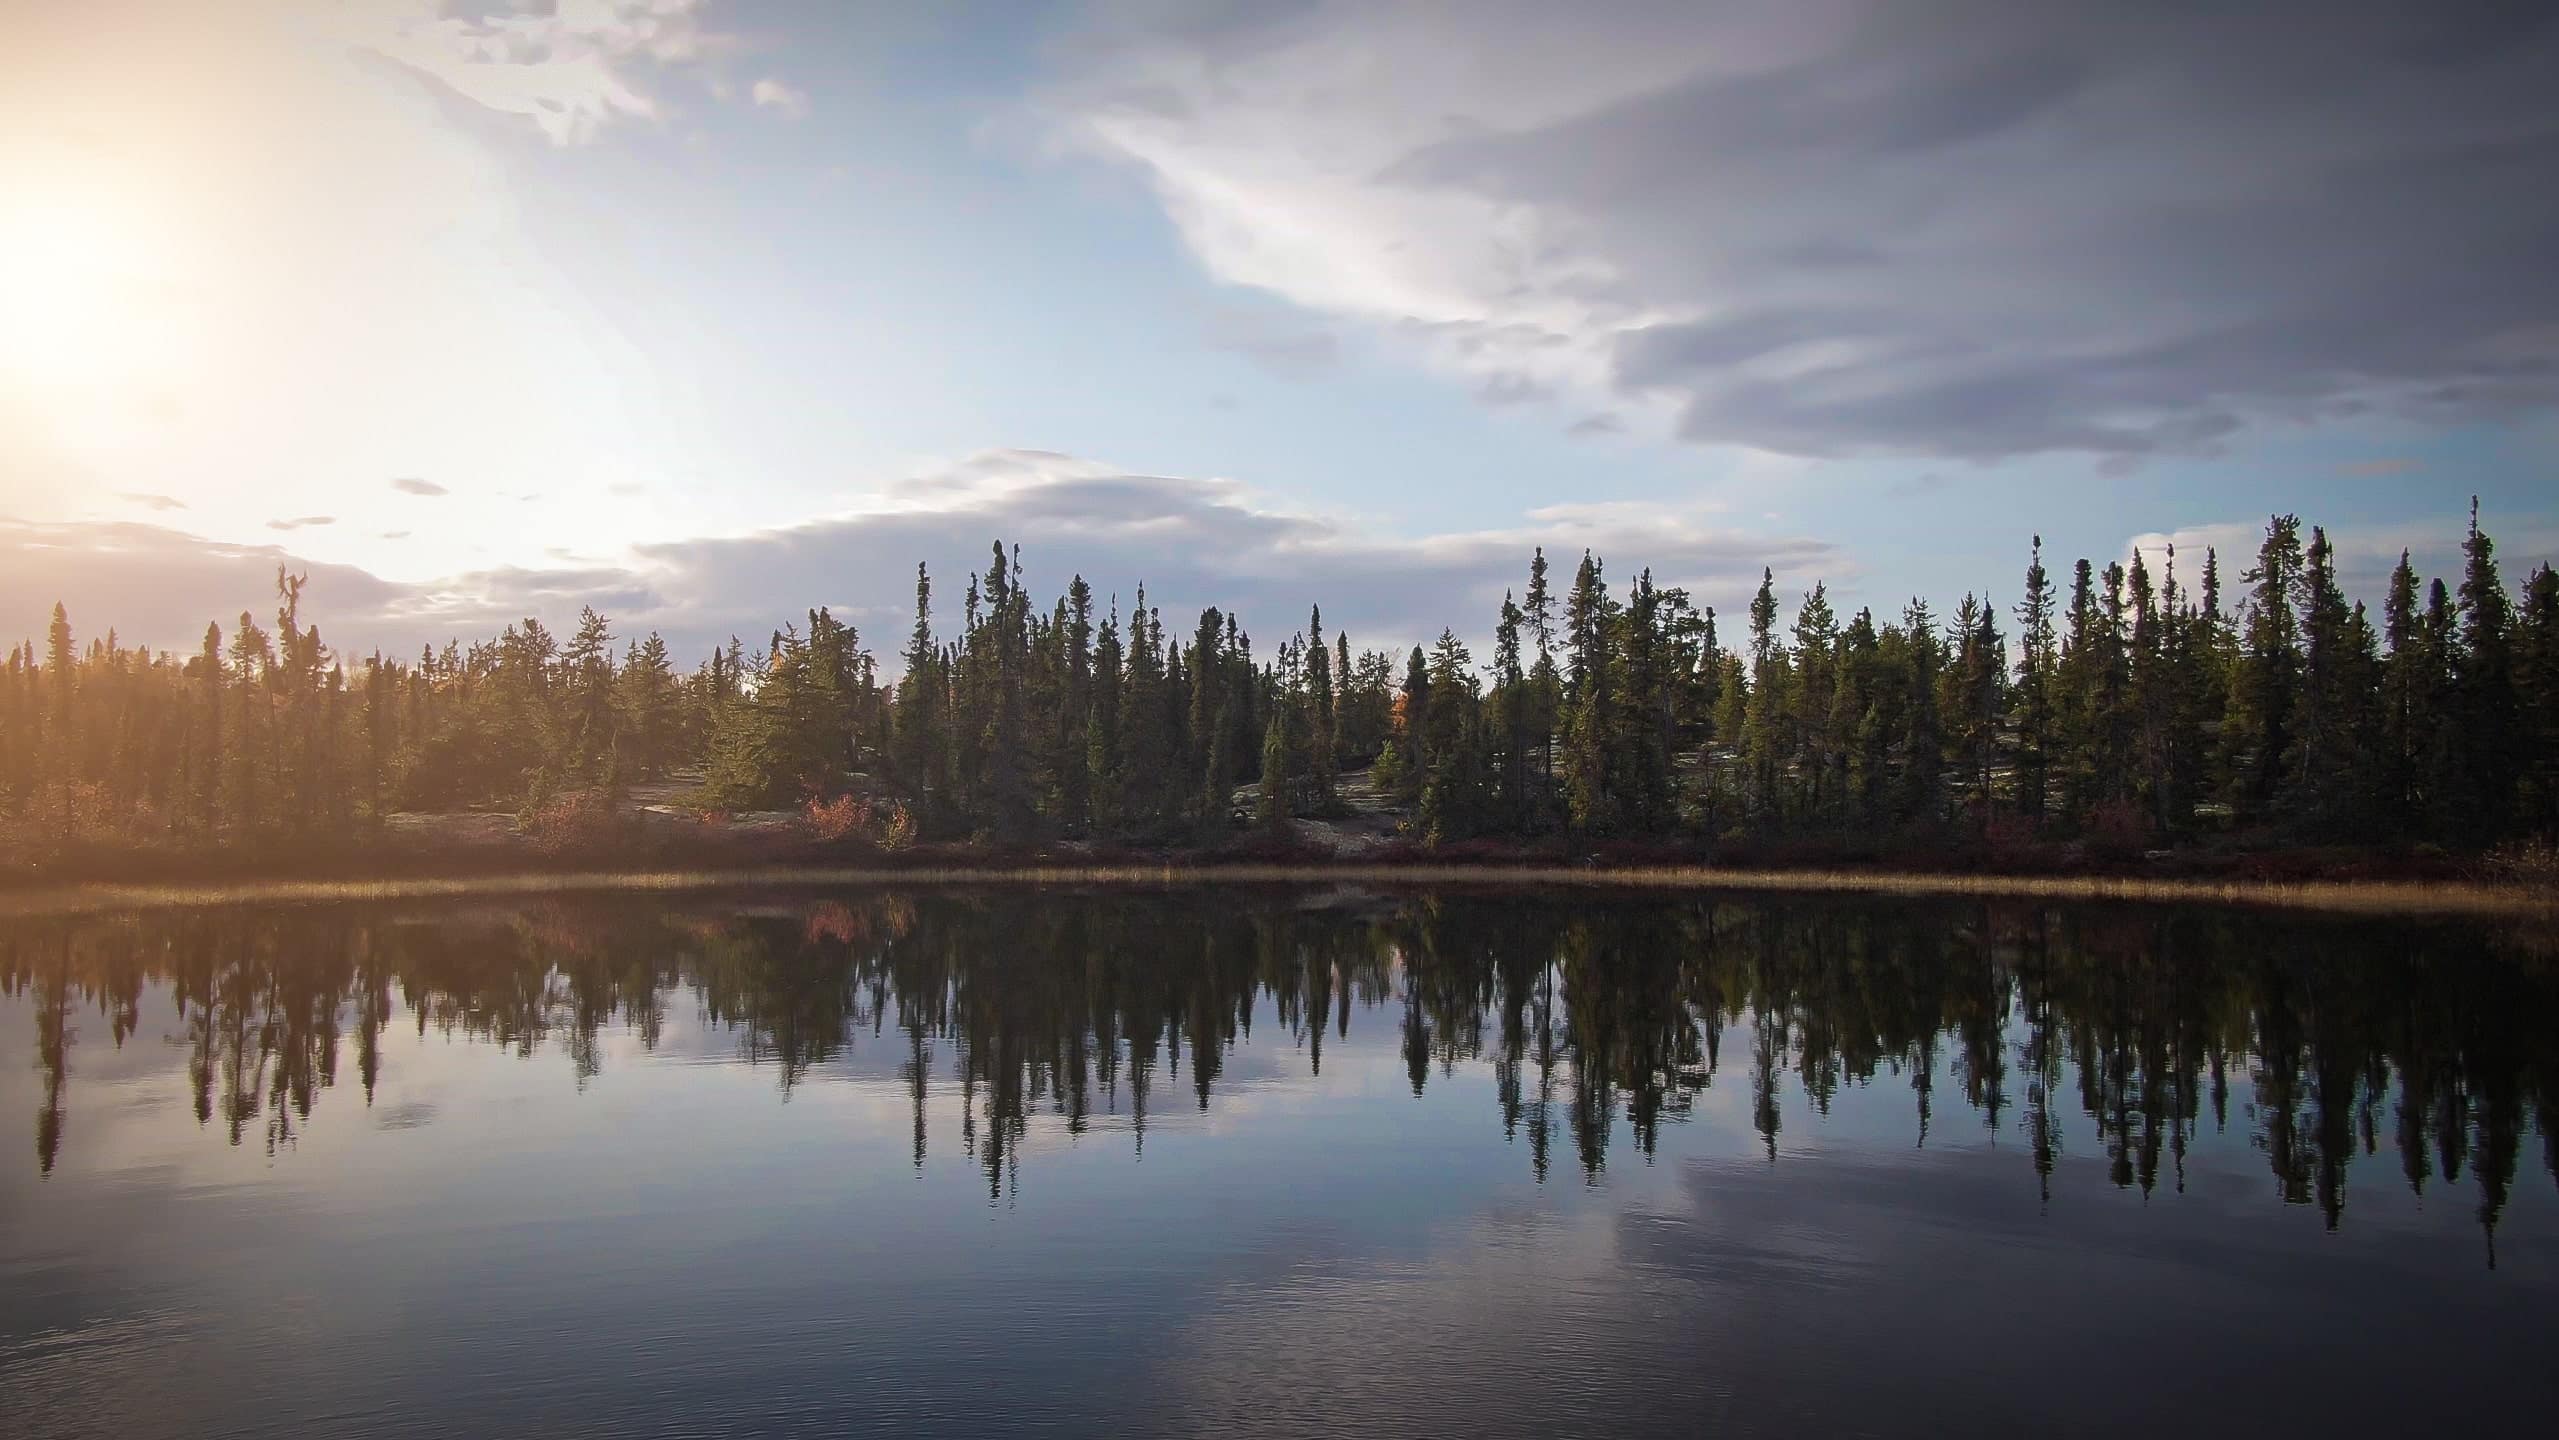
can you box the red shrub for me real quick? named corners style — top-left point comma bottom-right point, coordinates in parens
top-left (520, 788), bottom-right (620, 856)
top-left (799, 793), bottom-right (917, 850)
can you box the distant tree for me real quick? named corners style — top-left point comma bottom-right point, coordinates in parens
top-left (2013, 537), bottom-right (2058, 828)
top-left (2225, 515), bottom-right (2304, 823)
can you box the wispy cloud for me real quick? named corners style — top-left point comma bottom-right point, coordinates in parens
top-left (119, 492), bottom-right (187, 511)
top-left (1054, 1), bottom-right (2559, 464)
top-left (750, 77), bottom-right (808, 118)
top-left (6, 451), bottom-right (1843, 665)
top-left (267, 515), bottom-right (335, 531)
top-left (2122, 505), bottom-right (2558, 605)
top-left (1199, 306), bottom-right (1341, 380)
top-left (354, 0), bottom-right (731, 146)
top-left (390, 476), bottom-right (449, 496)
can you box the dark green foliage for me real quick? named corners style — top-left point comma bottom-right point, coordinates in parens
top-left (5, 509), bottom-right (2550, 862)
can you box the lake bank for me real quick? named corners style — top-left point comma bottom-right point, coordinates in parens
top-left (4, 853), bottom-right (2550, 921)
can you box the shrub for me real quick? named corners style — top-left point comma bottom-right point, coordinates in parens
top-left (798, 792), bottom-right (917, 851)
top-left (1979, 808), bottom-right (2038, 863)
top-left (2084, 798), bottom-right (2152, 861)
top-left (2480, 837), bottom-right (2559, 889)
top-left (518, 787), bottom-right (620, 856)
top-left (803, 792), bottom-right (868, 842)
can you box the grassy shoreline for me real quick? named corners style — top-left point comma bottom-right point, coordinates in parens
top-left (4, 858), bottom-right (2549, 921)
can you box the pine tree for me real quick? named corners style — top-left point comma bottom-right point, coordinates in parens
top-left (2379, 550), bottom-right (2428, 832)
top-left (1419, 630), bottom-right (1483, 844)
top-left (1056, 576), bottom-right (1095, 831)
top-left (1524, 547), bottom-right (1558, 799)
top-left (2514, 563), bottom-right (2559, 839)
top-left (1491, 590), bottom-right (1530, 830)
top-left (2449, 499), bottom-right (2518, 837)
top-left (2281, 526), bottom-right (2360, 831)
top-left (1304, 605), bottom-right (1336, 812)
top-left (893, 564), bottom-right (944, 826)
top-left (1742, 569), bottom-right (1784, 821)
top-left (1257, 705), bottom-right (1290, 831)
top-left (2013, 536), bottom-right (2057, 827)
top-left (1087, 600), bottom-right (1124, 832)
top-left (1561, 553), bottom-right (1616, 832)
top-left (1616, 570), bottom-right (1675, 832)
top-left (1899, 598), bottom-right (1943, 825)
top-left (1188, 607), bottom-right (1227, 820)
top-left (196, 622), bottom-right (224, 834)
top-left (1788, 582), bottom-right (1839, 822)
top-left (2419, 578), bottom-right (2462, 834)
top-left (1951, 593), bottom-right (2005, 829)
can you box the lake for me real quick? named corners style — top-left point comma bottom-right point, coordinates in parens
top-left (4, 887), bottom-right (2554, 1437)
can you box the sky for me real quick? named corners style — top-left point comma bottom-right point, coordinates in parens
top-left (3, 0), bottom-right (2555, 667)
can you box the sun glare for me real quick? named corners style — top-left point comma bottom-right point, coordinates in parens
top-left (0, 160), bottom-right (169, 390)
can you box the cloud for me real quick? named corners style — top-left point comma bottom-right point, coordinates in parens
top-left (353, 0), bottom-right (729, 146)
top-left (119, 492), bottom-right (187, 511)
top-left (267, 515), bottom-right (335, 531)
top-left (2121, 507), bottom-right (2559, 606)
top-left (1051, 1), bottom-right (2559, 463)
top-left (750, 77), bottom-right (809, 117)
top-left (1566, 413), bottom-right (1625, 439)
top-left (1199, 306), bottom-right (1341, 380)
top-left (390, 477), bottom-right (449, 496)
top-left (1473, 373), bottom-right (1552, 408)
top-left (379, 530), bottom-right (412, 540)
top-left (0, 519), bottom-right (408, 650)
top-left (3, 451), bottom-right (1840, 666)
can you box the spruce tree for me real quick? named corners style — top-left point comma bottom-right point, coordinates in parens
top-left (893, 563), bottom-right (943, 824)
top-left (2450, 500), bottom-right (2518, 837)
top-left (1305, 606), bottom-right (1336, 812)
top-left (1951, 594), bottom-right (2005, 829)
top-left (2514, 563), bottom-right (2559, 838)
top-left (1491, 591), bottom-right (1529, 830)
top-left (1257, 705), bottom-right (1290, 831)
top-left (1561, 554), bottom-right (1616, 832)
top-left (2281, 526), bottom-right (2358, 831)
top-left (1789, 583), bottom-right (1839, 822)
top-left (1899, 598), bottom-right (1944, 826)
top-left (2013, 537), bottom-right (2057, 827)
top-left (197, 622), bottom-right (224, 834)
top-left (1742, 569), bottom-right (1784, 821)
top-left (2226, 515), bottom-right (2304, 823)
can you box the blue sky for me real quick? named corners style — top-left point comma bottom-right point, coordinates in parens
top-left (3, 0), bottom-right (2552, 662)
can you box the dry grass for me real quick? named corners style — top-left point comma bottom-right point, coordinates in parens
top-left (1, 862), bottom-right (2549, 922)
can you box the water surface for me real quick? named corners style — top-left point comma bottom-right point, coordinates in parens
top-left (5, 888), bottom-right (2555, 1437)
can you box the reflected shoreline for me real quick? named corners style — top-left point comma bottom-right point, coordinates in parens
top-left (9, 888), bottom-right (2554, 1258)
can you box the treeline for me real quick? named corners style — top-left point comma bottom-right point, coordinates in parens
top-left (3, 509), bottom-right (2554, 860)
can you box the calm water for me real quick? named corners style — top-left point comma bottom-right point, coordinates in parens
top-left (4, 888), bottom-right (2555, 1438)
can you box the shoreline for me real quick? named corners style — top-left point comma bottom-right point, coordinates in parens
top-left (4, 859), bottom-right (2549, 921)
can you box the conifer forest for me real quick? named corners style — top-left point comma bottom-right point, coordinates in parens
top-left (5, 507), bottom-right (2555, 868)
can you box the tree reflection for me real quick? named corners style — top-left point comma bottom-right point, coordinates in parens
top-left (5, 890), bottom-right (2556, 1258)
